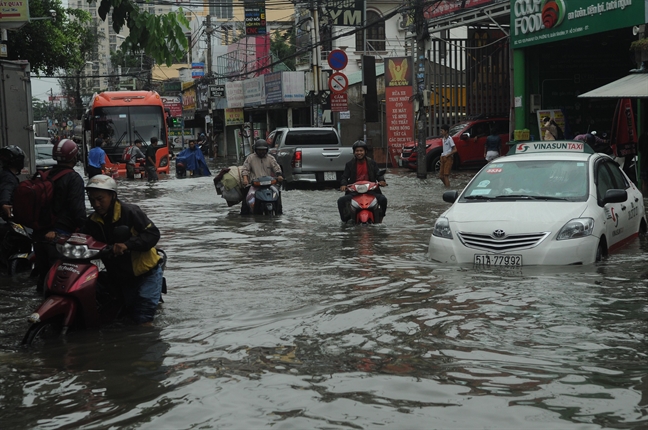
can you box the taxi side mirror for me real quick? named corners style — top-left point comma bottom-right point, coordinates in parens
top-left (601, 189), bottom-right (627, 205)
top-left (443, 190), bottom-right (459, 203)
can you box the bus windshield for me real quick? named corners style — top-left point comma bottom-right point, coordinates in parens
top-left (92, 106), bottom-right (165, 149)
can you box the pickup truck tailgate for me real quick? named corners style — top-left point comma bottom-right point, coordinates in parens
top-left (301, 147), bottom-right (348, 171)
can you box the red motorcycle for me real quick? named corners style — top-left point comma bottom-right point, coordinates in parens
top-left (347, 181), bottom-right (384, 224)
top-left (22, 229), bottom-right (166, 345)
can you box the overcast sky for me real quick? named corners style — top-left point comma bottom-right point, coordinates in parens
top-left (32, 77), bottom-right (59, 102)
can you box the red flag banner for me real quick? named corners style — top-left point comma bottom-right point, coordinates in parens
top-left (611, 98), bottom-right (637, 157)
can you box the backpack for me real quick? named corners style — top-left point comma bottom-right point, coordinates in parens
top-left (122, 146), bottom-right (133, 162)
top-left (12, 168), bottom-right (73, 230)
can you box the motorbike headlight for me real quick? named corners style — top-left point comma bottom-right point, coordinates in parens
top-left (557, 218), bottom-right (594, 240)
top-left (57, 243), bottom-right (100, 259)
top-left (159, 155), bottom-right (169, 168)
top-left (356, 184), bottom-right (369, 193)
top-left (433, 217), bottom-right (453, 239)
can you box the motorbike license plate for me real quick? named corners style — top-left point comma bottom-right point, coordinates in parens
top-left (134, 173), bottom-right (141, 179)
top-left (474, 254), bottom-right (522, 266)
top-left (324, 171), bottom-right (336, 181)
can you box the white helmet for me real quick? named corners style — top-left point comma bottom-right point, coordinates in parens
top-left (85, 174), bottom-right (117, 193)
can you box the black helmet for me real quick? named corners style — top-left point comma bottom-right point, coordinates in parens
top-left (0, 145), bottom-right (25, 170)
top-left (255, 139), bottom-right (269, 151)
top-left (352, 140), bottom-right (368, 151)
top-left (584, 133), bottom-right (595, 146)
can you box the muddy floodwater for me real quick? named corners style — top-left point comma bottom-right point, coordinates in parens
top-left (1, 160), bottom-right (648, 429)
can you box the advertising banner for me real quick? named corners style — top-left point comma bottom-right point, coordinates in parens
top-left (265, 72), bottom-right (283, 104)
top-left (161, 96), bottom-right (182, 117)
top-left (244, 76), bottom-right (265, 106)
top-left (225, 81), bottom-right (244, 108)
top-left (385, 57), bottom-right (414, 167)
top-left (611, 98), bottom-right (638, 156)
top-left (536, 109), bottom-right (565, 141)
top-left (244, 1), bottom-right (267, 35)
top-left (425, 0), bottom-right (493, 20)
top-left (282, 71), bottom-right (305, 102)
top-left (511, 0), bottom-right (647, 48)
top-left (225, 108), bottom-right (245, 126)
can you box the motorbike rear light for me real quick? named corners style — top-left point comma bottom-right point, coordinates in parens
top-left (57, 243), bottom-right (100, 259)
top-left (292, 149), bottom-right (302, 168)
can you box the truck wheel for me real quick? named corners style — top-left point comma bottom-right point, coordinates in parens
top-left (427, 152), bottom-right (442, 173)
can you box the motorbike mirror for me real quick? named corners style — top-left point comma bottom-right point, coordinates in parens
top-left (113, 225), bottom-right (131, 243)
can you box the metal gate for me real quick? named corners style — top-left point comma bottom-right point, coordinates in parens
top-left (427, 28), bottom-right (509, 135)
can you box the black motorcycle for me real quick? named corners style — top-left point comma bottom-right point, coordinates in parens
top-left (0, 221), bottom-right (34, 276)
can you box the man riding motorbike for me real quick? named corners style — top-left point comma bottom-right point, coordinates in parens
top-left (0, 145), bottom-right (24, 220)
top-left (240, 139), bottom-right (284, 215)
top-left (82, 174), bottom-right (164, 326)
top-left (338, 140), bottom-right (387, 223)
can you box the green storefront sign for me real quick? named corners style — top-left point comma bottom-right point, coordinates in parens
top-left (511, 0), bottom-right (648, 48)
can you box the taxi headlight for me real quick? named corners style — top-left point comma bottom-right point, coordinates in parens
top-left (557, 218), bottom-right (594, 240)
top-left (433, 217), bottom-right (453, 239)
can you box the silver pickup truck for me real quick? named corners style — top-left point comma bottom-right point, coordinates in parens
top-left (269, 127), bottom-right (354, 188)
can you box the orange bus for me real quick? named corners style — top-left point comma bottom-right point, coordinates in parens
top-left (83, 91), bottom-right (171, 177)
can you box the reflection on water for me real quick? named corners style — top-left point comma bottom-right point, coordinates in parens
top-left (0, 162), bottom-right (647, 428)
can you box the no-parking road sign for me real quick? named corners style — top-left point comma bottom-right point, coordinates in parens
top-left (327, 49), bottom-right (348, 71)
top-left (328, 72), bottom-right (348, 94)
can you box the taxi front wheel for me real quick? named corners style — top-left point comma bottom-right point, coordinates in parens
top-left (595, 239), bottom-right (607, 262)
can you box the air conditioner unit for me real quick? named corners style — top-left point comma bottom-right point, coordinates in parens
top-left (530, 94), bottom-right (541, 113)
top-left (396, 16), bottom-right (408, 32)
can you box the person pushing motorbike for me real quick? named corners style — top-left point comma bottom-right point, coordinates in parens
top-left (338, 140), bottom-right (387, 223)
top-left (82, 174), bottom-right (164, 326)
top-left (240, 139), bottom-right (283, 215)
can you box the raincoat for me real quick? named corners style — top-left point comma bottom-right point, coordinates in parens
top-left (176, 146), bottom-right (211, 176)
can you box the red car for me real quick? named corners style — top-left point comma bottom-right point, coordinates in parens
top-left (399, 118), bottom-right (510, 172)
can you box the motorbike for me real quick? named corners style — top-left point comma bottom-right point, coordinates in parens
top-left (244, 176), bottom-right (282, 216)
top-left (22, 228), bottom-right (167, 345)
top-left (0, 221), bottom-right (34, 276)
top-left (346, 181), bottom-right (385, 224)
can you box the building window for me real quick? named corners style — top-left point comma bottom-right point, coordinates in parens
top-left (355, 11), bottom-right (385, 52)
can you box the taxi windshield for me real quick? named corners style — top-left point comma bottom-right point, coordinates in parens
top-left (461, 160), bottom-right (589, 202)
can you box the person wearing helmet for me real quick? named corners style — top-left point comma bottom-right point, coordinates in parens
top-left (337, 140), bottom-right (387, 222)
top-left (82, 174), bottom-right (164, 325)
top-left (573, 131), bottom-right (610, 153)
top-left (33, 138), bottom-right (86, 292)
top-left (0, 145), bottom-right (25, 220)
top-left (240, 139), bottom-right (283, 215)
top-left (87, 137), bottom-right (106, 178)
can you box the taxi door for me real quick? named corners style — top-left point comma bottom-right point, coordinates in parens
top-left (595, 160), bottom-right (634, 250)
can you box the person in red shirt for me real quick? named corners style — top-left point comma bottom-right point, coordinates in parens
top-left (337, 140), bottom-right (387, 222)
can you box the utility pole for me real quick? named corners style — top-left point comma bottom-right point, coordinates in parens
top-left (415, 0), bottom-right (429, 179)
top-left (206, 15), bottom-right (213, 76)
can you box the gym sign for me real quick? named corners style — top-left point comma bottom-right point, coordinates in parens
top-left (511, 0), bottom-right (645, 48)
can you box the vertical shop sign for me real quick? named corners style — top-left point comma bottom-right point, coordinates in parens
top-left (385, 57), bottom-right (413, 167)
top-left (244, 1), bottom-right (267, 35)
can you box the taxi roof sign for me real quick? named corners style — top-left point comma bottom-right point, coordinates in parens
top-left (508, 141), bottom-right (594, 155)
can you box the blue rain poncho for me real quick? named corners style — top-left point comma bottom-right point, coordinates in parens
top-left (176, 146), bottom-right (211, 177)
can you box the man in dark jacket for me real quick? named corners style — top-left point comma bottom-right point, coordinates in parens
top-left (83, 174), bottom-right (163, 325)
top-left (34, 139), bottom-right (86, 291)
top-left (0, 145), bottom-right (25, 220)
top-left (337, 140), bottom-right (387, 222)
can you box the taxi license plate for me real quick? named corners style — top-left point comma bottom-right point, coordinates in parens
top-left (134, 173), bottom-right (141, 179)
top-left (324, 171), bottom-right (336, 181)
top-left (474, 254), bottom-right (522, 266)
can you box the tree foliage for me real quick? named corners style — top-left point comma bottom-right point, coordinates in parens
top-left (271, 28), bottom-right (297, 71)
top-left (7, 0), bottom-right (95, 75)
top-left (95, 0), bottom-right (189, 66)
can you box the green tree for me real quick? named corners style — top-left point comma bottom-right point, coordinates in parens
top-left (97, 0), bottom-right (189, 66)
top-left (271, 28), bottom-right (297, 71)
top-left (7, 1), bottom-right (95, 75)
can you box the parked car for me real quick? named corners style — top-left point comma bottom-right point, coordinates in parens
top-left (35, 143), bottom-right (57, 170)
top-left (273, 127), bottom-right (354, 189)
top-left (428, 141), bottom-right (647, 266)
top-left (400, 117), bottom-right (510, 172)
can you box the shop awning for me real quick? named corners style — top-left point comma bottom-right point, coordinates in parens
top-left (578, 73), bottom-right (648, 98)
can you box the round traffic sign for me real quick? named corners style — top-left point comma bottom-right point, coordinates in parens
top-left (327, 49), bottom-right (348, 71)
top-left (328, 72), bottom-right (348, 94)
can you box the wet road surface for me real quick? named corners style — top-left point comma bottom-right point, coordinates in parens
top-left (1, 160), bottom-right (648, 429)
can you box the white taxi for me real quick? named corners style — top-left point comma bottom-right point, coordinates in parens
top-left (428, 141), bottom-right (646, 266)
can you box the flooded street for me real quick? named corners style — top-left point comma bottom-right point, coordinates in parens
top-left (2, 159), bottom-right (648, 429)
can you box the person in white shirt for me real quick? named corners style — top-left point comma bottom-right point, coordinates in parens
top-left (439, 124), bottom-right (457, 187)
